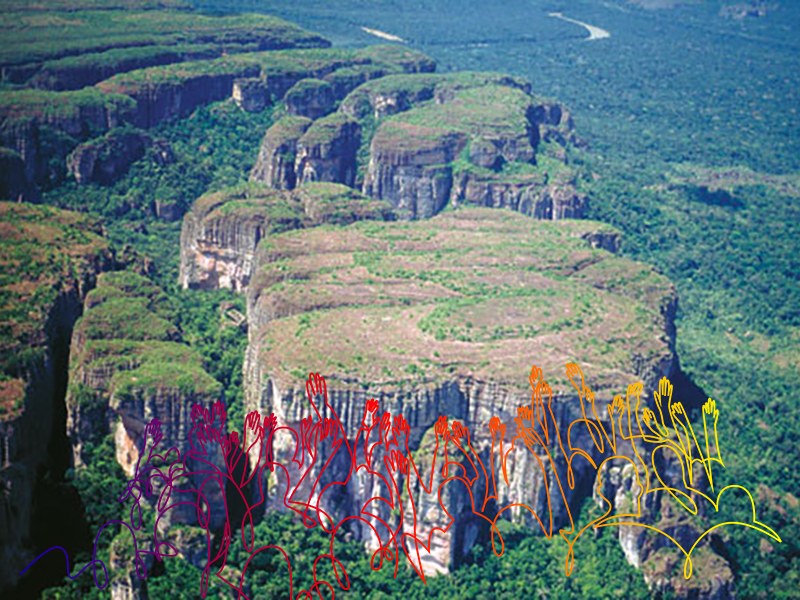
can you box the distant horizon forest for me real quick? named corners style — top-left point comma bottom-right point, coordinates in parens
top-left (1, 0), bottom-right (798, 599)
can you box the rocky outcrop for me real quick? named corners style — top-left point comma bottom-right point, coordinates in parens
top-left (0, 203), bottom-right (115, 593)
top-left (27, 46), bottom-right (220, 93)
top-left (363, 122), bottom-right (466, 219)
top-left (96, 45), bottom-right (436, 131)
top-left (99, 65), bottom-right (260, 129)
top-left (598, 464), bottom-right (735, 598)
top-left (243, 208), bottom-right (679, 575)
top-left (250, 116), bottom-right (313, 189)
top-left (295, 113), bottom-right (361, 188)
top-left (528, 98), bottom-right (584, 147)
top-left (284, 78), bottom-right (336, 119)
top-left (2, 44), bottom-right (436, 186)
top-left (1, 9), bottom-right (332, 89)
top-left (340, 74), bottom-right (440, 119)
top-left (0, 89), bottom-right (137, 184)
top-left (359, 81), bottom-right (589, 221)
top-left (323, 63), bottom-right (397, 100)
top-left (66, 128), bottom-right (154, 185)
top-left (250, 113), bottom-right (361, 190)
top-left (233, 77), bottom-right (271, 113)
top-left (179, 182), bottom-right (393, 291)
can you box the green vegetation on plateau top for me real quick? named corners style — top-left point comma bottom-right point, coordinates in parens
top-left (378, 84), bottom-right (533, 142)
top-left (0, 86), bottom-right (135, 121)
top-left (0, 0), bottom-right (189, 10)
top-left (251, 207), bottom-right (671, 392)
top-left (0, 8), bottom-right (327, 71)
top-left (189, 180), bottom-right (393, 230)
top-left (340, 70), bottom-right (531, 117)
top-left (0, 201), bottom-right (111, 415)
top-left (95, 45), bottom-right (432, 92)
top-left (71, 269), bottom-right (220, 400)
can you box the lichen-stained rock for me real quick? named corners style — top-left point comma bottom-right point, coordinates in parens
top-left (65, 271), bottom-right (225, 530)
top-left (295, 113), bottom-right (361, 188)
top-left (66, 127), bottom-right (153, 185)
top-left (250, 116), bottom-right (313, 189)
top-left (284, 78), bottom-right (336, 119)
top-left (244, 207), bottom-right (678, 574)
top-left (0, 203), bottom-right (115, 592)
top-left (179, 182), bottom-right (393, 291)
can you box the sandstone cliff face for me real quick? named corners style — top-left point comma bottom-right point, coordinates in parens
top-left (97, 45), bottom-right (436, 131)
top-left (250, 116), bottom-right (313, 189)
top-left (179, 182), bottom-right (393, 291)
top-left (66, 128), bottom-right (153, 185)
top-left (528, 99), bottom-right (584, 147)
top-left (340, 72), bottom-right (530, 121)
top-left (3, 44), bottom-right (436, 187)
top-left (340, 74), bottom-right (442, 120)
top-left (250, 113), bottom-right (362, 191)
top-left (0, 90), bottom-right (136, 185)
top-left (295, 113), bottom-right (361, 188)
top-left (103, 68), bottom-right (260, 129)
top-left (27, 47), bottom-right (221, 92)
top-left (362, 123), bottom-right (466, 219)
top-left (323, 63), bottom-right (396, 101)
top-left (243, 208), bottom-right (679, 575)
top-left (233, 77), bottom-right (271, 113)
top-left (448, 170), bottom-right (586, 219)
top-left (284, 78), bottom-right (336, 119)
top-left (0, 203), bottom-right (115, 593)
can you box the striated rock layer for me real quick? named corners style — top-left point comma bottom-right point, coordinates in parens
top-left (0, 44), bottom-right (435, 191)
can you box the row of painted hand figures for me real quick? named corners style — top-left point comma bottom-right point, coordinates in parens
top-left (23, 363), bottom-right (779, 600)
